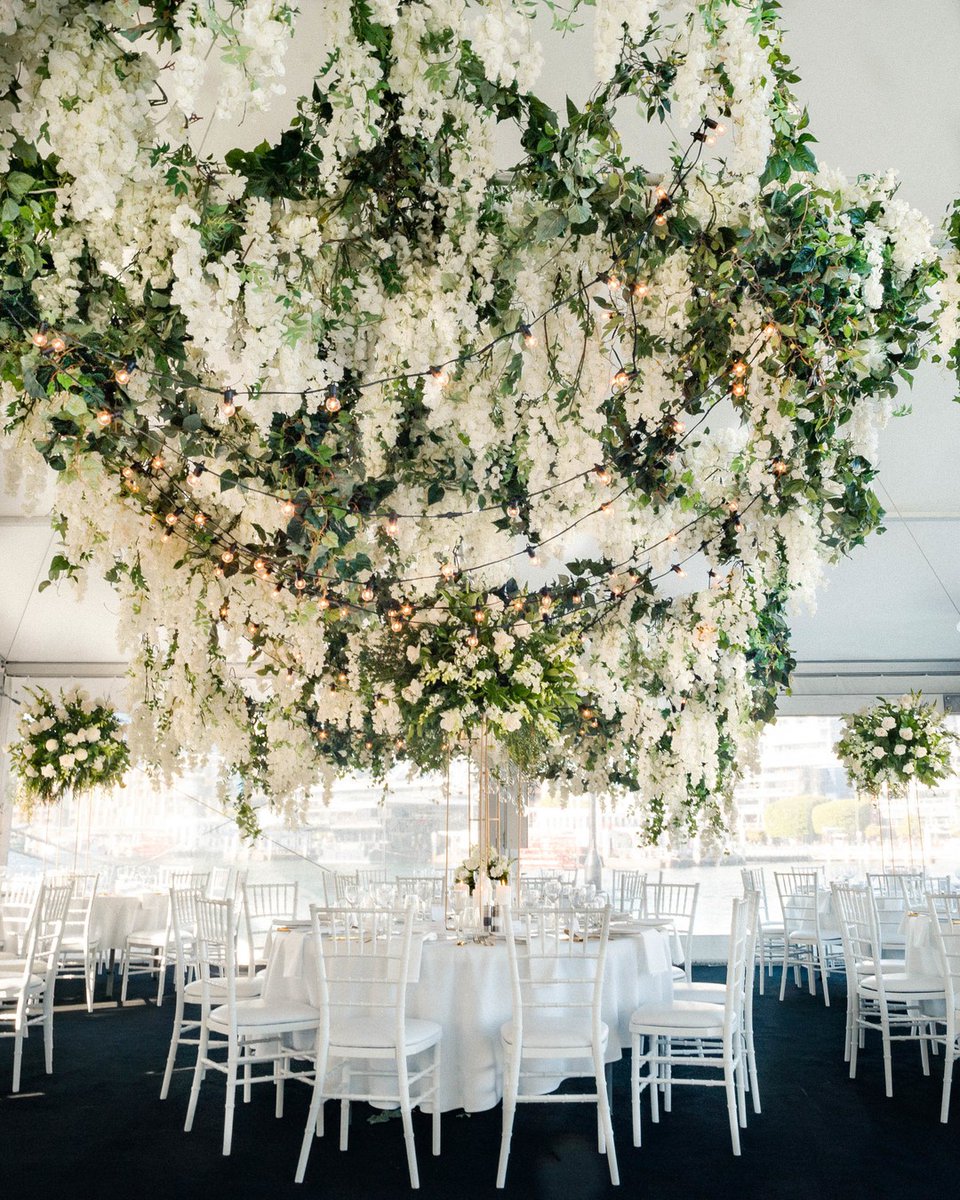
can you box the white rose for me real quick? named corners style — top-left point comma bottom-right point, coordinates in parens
top-left (899, 727), bottom-right (913, 741)
top-left (44, 738), bottom-right (58, 751)
top-left (64, 732), bottom-right (78, 747)
top-left (916, 747), bottom-right (928, 759)
top-left (59, 753), bottom-right (75, 769)
top-left (904, 762), bottom-right (916, 774)
top-left (406, 645), bottom-right (420, 664)
top-left (40, 764), bottom-right (55, 778)
top-left (882, 716), bottom-right (896, 731)
top-left (439, 709), bottom-right (462, 733)
top-left (25, 765), bottom-right (38, 778)
top-left (893, 744), bottom-right (906, 756)
top-left (75, 747), bottom-right (88, 762)
top-left (85, 727), bottom-right (101, 742)
top-left (92, 756), bottom-right (105, 772)
top-left (871, 746), bottom-right (885, 759)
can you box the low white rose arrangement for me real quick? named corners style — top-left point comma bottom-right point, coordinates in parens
top-left (454, 847), bottom-right (511, 894)
top-left (7, 687), bottom-right (130, 811)
top-left (834, 692), bottom-right (957, 798)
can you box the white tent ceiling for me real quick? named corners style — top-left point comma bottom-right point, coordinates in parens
top-left (2, 0), bottom-right (960, 686)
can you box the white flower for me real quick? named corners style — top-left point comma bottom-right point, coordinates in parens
top-left (40, 764), bottom-right (56, 778)
top-left (899, 727), bottom-right (913, 741)
top-left (84, 726), bottom-right (101, 742)
top-left (499, 710), bottom-right (522, 732)
top-left (64, 732), bottom-right (78, 747)
top-left (871, 746), bottom-right (885, 759)
top-left (59, 753), bottom-right (76, 769)
top-left (44, 738), bottom-right (58, 751)
top-left (406, 645), bottom-right (420, 664)
top-left (893, 744), bottom-right (906, 756)
top-left (75, 747), bottom-right (88, 762)
top-left (915, 746), bottom-right (928, 759)
top-left (25, 765), bottom-right (38, 778)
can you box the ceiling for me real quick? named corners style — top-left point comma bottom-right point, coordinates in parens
top-left (2, 0), bottom-right (960, 681)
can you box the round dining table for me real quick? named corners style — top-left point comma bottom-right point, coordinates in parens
top-left (261, 921), bottom-right (675, 1113)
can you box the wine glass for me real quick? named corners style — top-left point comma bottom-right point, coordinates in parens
top-left (543, 879), bottom-right (561, 907)
top-left (451, 886), bottom-right (468, 939)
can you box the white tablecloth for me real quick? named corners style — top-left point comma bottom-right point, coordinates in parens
top-left (90, 893), bottom-right (170, 953)
top-left (900, 912), bottom-right (942, 977)
top-left (262, 925), bottom-right (674, 1113)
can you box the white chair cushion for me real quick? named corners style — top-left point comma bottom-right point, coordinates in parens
top-left (208, 998), bottom-right (322, 1031)
top-left (184, 976), bottom-right (263, 1002)
top-left (60, 936), bottom-right (97, 952)
top-left (329, 1015), bottom-right (441, 1053)
top-left (0, 972), bottom-right (44, 994)
top-left (629, 1001), bottom-right (734, 1035)
top-left (500, 1017), bottom-right (609, 1051)
top-left (673, 981), bottom-right (727, 1005)
top-left (125, 930), bottom-right (168, 946)
top-left (859, 972), bottom-right (945, 996)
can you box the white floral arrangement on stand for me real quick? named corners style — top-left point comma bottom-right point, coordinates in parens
top-left (834, 692), bottom-right (957, 798)
top-left (6, 686), bottom-right (130, 812)
top-left (454, 846), bottom-right (511, 895)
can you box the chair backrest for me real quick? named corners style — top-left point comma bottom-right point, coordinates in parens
top-left (868, 871), bottom-right (923, 899)
top-left (169, 885), bottom-right (204, 973)
top-left (356, 868), bottom-right (388, 889)
top-left (831, 882), bottom-right (882, 982)
top-left (927, 893), bottom-right (960, 1023)
top-left (207, 867), bottom-right (247, 901)
top-left (311, 904), bottom-right (418, 1037)
top-left (241, 882), bottom-right (299, 962)
top-left (723, 896), bottom-right (752, 1035)
top-left (647, 880), bottom-right (698, 968)
top-left (333, 871), bottom-right (359, 902)
top-left (611, 870), bottom-right (646, 916)
top-left (193, 898), bottom-right (240, 1030)
top-left (0, 876), bottom-right (42, 952)
top-left (20, 881), bottom-right (74, 991)
top-left (774, 869), bottom-right (822, 935)
top-left (740, 867), bottom-right (773, 922)
top-left (502, 904), bottom-right (611, 1050)
top-left (866, 873), bottom-right (913, 949)
top-left (49, 873), bottom-right (99, 946)
top-left (172, 871), bottom-right (211, 893)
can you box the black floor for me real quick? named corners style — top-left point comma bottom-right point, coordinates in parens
top-left (2, 966), bottom-right (959, 1200)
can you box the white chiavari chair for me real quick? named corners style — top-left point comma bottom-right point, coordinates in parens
top-left (927, 892), bottom-right (960, 1121)
top-left (646, 880), bottom-right (699, 984)
top-left (120, 871), bottom-right (210, 1006)
top-left (774, 868), bottom-right (840, 1006)
top-left (240, 881), bottom-right (299, 975)
top-left (52, 871), bottom-right (100, 1012)
top-left (740, 867), bottom-right (783, 995)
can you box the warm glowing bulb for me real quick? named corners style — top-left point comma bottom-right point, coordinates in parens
top-left (221, 547), bottom-right (235, 564)
top-left (506, 502), bottom-right (520, 519)
top-left (221, 388), bottom-right (237, 418)
top-left (655, 185), bottom-right (669, 201)
top-left (466, 631), bottom-right (480, 648)
top-left (716, 121), bottom-right (727, 135)
top-left (187, 463), bottom-right (204, 488)
top-left (97, 409), bottom-right (113, 428)
top-left (295, 573), bottom-right (307, 591)
top-left (114, 361), bottom-right (134, 386)
top-left (731, 381), bottom-right (746, 397)
top-left (763, 321), bottom-right (778, 337)
top-left (50, 335), bottom-right (66, 354)
top-left (324, 384), bottom-right (341, 413)
top-left (600, 502), bottom-right (613, 517)
top-left (731, 360), bottom-right (747, 377)
top-left (213, 565), bottom-right (224, 578)
top-left (219, 602), bottom-right (229, 620)
top-left (253, 557), bottom-right (267, 574)
top-left (386, 512), bottom-right (399, 536)
top-left (121, 465), bottom-right (134, 480)
top-left (519, 324), bottom-right (536, 348)
top-left (671, 417), bottom-right (686, 435)
top-left (612, 369), bottom-right (630, 390)
top-left (654, 213), bottom-right (668, 227)
top-left (282, 499), bottom-right (297, 518)
top-left (361, 582), bottom-right (375, 602)
top-left (400, 602), bottom-right (414, 619)
top-left (671, 564), bottom-right (686, 578)
top-left (429, 366), bottom-right (449, 387)
top-left (193, 512), bottom-right (206, 528)
top-left (632, 281), bottom-right (650, 299)
top-left (667, 531), bottom-right (678, 544)
top-left (771, 458), bottom-right (788, 476)
top-left (318, 595), bottom-right (330, 611)
top-left (390, 618), bottom-right (403, 633)
top-left (247, 622), bottom-right (259, 637)
top-left (595, 465), bottom-right (611, 485)
top-left (526, 546), bottom-right (539, 564)
top-left (539, 593), bottom-right (553, 610)
top-left (150, 454), bottom-right (164, 471)
top-left (572, 592), bottom-right (582, 606)
top-left (32, 328), bottom-right (48, 348)
top-left (440, 562), bottom-right (456, 581)
top-left (165, 510), bottom-right (179, 526)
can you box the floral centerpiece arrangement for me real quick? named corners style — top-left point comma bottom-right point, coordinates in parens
top-left (7, 687), bottom-right (129, 810)
top-left (454, 846), bottom-right (511, 894)
top-left (834, 693), bottom-right (958, 798)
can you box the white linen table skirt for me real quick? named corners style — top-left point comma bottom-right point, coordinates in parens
top-left (90, 893), bottom-right (170, 954)
top-left (262, 926), bottom-right (674, 1113)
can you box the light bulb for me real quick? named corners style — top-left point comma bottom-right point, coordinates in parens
top-left (400, 601), bottom-right (414, 618)
top-left (221, 547), bottom-right (235, 564)
top-left (282, 499), bottom-right (297, 518)
top-left (731, 381), bottom-right (746, 397)
top-left (32, 328), bottom-right (49, 348)
top-left (386, 512), bottom-right (399, 536)
top-left (466, 631), bottom-right (480, 648)
top-left (519, 324), bottom-right (536, 348)
top-left (97, 409), bottom-right (113, 427)
top-left (429, 366), bottom-right (449, 387)
top-left (193, 512), bottom-right (206, 528)
top-left (324, 384), bottom-right (341, 413)
top-left (295, 573), bottom-right (307, 591)
top-left (150, 455), bottom-right (165, 472)
top-left (50, 335), bottom-right (66, 354)
top-left (632, 281), bottom-right (650, 299)
top-left (361, 582), bottom-right (375, 602)
top-left (221, 388), bottom-right (237, 418)
top-left (390, 619), bottom-right (403, 633)
top-left (114, 360), bottom-right (135, 386)
top-left (440, 562), bottom-right (456, 581)
top-left (595, 465), bottom-right (611, 485)
top-left (731, 360), bottom-right (747, 377)
top-left (654, 213), bottom-right (668, 227)
top-left (165, 510), bottom-right (180, 526)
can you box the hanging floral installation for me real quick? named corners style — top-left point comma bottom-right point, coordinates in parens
top-left (1, 1), bottom-right (957, 841)
top-left (6, 687), bottom-right (130, 813)
top-left (834, 693), bottom-right (958, 800)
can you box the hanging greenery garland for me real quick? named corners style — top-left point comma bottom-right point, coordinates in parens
top-left (6, 687), bottom-right (130, 813)
top-left (0, 1), bottom-right (956, 842)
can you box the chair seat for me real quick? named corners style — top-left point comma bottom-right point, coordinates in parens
top-left (0, 972), bottom-right (44, 994)
top-left (60, 936), bottom-right (98, 952)
top-left (330, 1016), bottom-right (441, 1054)
top-left (786, 928), bottom-right (823, 942)
top-left (629, 1001), bottom-right (736, 1035)
top-left (184, 976), bottom-right (262, 1002)
top-left (673, 981), bottom-right (727, 1005)
top-left (209, 998), bottom-right (322, 1031)
top-left (859, 972), bottom-right (945, 996)
top-left (500, 1017), bottom-right (609, 1051)
top-left (126, 930), bottom-right (168, 947)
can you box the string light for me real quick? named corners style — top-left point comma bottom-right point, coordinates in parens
top-left (220, 388), bottom-right (237, 418)
top-left (295, 572), bottom-right (307, 591)
top-left (526, 545), bottom-right (539, 564)
top-left (594, 465), bottom-right (612, 485)
top-left (731, 381), bottom-right (746, 397)
top-left (466, 629), bottom-right (480, 648)
top-left (31, 326), bottom-right (48, 348)
top-left (519, 324), bottom-right (536, 348)
top-left (360, 581), bottom-right (375, 603)
top-left (612, 369), bottom-right (631, 390)
top-left (150, 454), bottom-right (165, 471)
top-left (324, 383), bottom-right (341, 412)
top-left (771, 458), bottom-right (788, 476)
top-left (762, 321), bottom-right (778, 338)
top-left (386, 512), bottom-right (399, 536)
top-left (440, 562), bottom-right (456, 581)
top-left (400, 601), bottom-right (414, 618)
top-left (219, 601), bottom-right (229, 620)
top-left (631, 281), bottom-right (650, 299)
top-left (96, 409), bottom-right (113, 427)
top-left (164, 509), bottom-right (181, 526)
top-left (390, 617), bottom-right (403, 633)
top-left (731, 360), bottom-right (747, 377)
top-left (114, 359), bottom-right (135, 386)
top-left (506, 501), bottom-right (520, 519)
top-left (671, 564), bottom-right (686, 577)
top-left (221, 546), bottom-right (236, 564)
top-left (50, 334), bottom-right (66, 354)
top-left (187, 462), bottom-right (205, 488)
top-left (429, 366), bottom-right (449, 387)
top-left (281, 498), bottom-right (297, 518)
top-left (193, 512), bottom-right (207, 528)
top-left (600, 501), bottom-right (613, 517)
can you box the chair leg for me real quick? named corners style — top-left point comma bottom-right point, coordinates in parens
top-left (295, 1063), bottom-right (327, 1183)
top-left (431, 1043), bottom-right (442, 1157)
top-left (850, 996), bottom-right (861, 1080)
top-left (880, 1007), bottom-right (894, 1098)
top-left (160, 988), bottom-right (187, 1100)
top-left (649, 1043), bottom-right (660, 1124)
top-left (43, 1007), bottom-right (54, 1074)
top-left (779, 940), bottom-right (790, 1002)
top-left (12, 1022), bottom-right (25, 1093)
top-left (120, 949), bottom-right (131, 1004)
top-left (156, 949), bottom-right (166, 1007)
top-left (736, 1056), bottom-right (747, 1129)
top-left (593, 1045), bottom-right (619, 1186)
top-left (757, 938), bottom-right (765, 996)
top-left (339, 1064), bottom-right (351, 1151)
top-left (396, 1052), bottom-right (420, 1189)
top-left (818, 942), bottom-right (830, 1007)
top-left (184, 1023), bottom-right (209, 1133)
top-left (85, 952), bottom-right (95, 1013)
top-left (725, 1058), bottom-right (742, 1155)
top-left (630, 1034), bottom-right (642, 1148)
top-left (746, 1024), bottom-right (761, 1114)
top-left (496, 1046), bottom-right (520, 1189)
top-left (942, 1037), bottom-right (955, 1124)
top-left (223, 1051), bottom-right (238, 1156)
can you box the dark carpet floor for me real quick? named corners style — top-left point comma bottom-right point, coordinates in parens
top-left (2, 965), bottom-right (958, 1200)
